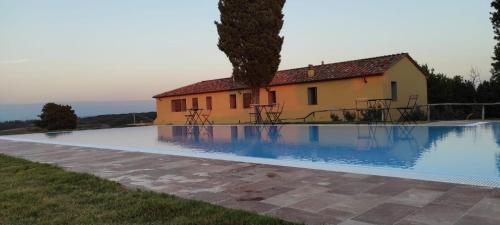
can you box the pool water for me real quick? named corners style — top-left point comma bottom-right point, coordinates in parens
top-left (1, 123), bottom-right (500, 187)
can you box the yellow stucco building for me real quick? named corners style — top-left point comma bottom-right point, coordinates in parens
top-left (153, 53), bottom-right (428, 124)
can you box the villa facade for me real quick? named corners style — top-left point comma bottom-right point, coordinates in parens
top-left (153, 53), bottom-right (428, 124)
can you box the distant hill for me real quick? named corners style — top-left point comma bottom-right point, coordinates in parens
top-left (0, 100), bottom-right (155, 122)
top-left (78, 112), bottom-right (156, 129)
top-left (0, 112), bottom-right (156, 135)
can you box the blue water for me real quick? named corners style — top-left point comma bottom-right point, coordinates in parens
top-left (2, 123), bottom-right (500, 187)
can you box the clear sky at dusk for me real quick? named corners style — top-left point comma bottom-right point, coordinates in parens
top-left (0, 0), bottom-right (495, 104)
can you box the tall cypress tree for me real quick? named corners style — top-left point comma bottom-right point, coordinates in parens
top-left (215, 0), bottom-right (286, 106)
top-left (487, 0), bottom-right (500, 110)
top-left (491, 0), bottom-right (500, 82)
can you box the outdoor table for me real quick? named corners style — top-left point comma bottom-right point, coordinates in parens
top-left (366, 98), bottom-right (393, 122)
top-left (185, 108), bottom-right (204, 125)
top-left (249, 104), bottom-right (277, 124)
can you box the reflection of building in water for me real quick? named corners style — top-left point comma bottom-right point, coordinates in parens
top-left (157, 125), bottom-right (442, 168)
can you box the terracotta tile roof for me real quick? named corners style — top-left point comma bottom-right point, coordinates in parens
top-left (153, 53), bottom-right (414, 98)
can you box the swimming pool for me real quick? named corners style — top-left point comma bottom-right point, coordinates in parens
top-left (1, 123), bottom-right (499, 187)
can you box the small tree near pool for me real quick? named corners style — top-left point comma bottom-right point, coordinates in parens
top-left (36, 103), bottom-right (77, 131)
top-left (215, 0), bottom-right (286, 121)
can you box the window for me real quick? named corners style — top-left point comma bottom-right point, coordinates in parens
top-left (192, 98), bottom-right (198, 109)
top-left (391, 81), bottom-right (398, 100)
top-left (307, 87), bottom-right (317, 105)
top-left (181, 99), bottom-right (187, 111)
top-left (171, 99), bottom-right (187, 112)
top-left (229, 94), bottom-right (237, 109)
top-left (206, 96), bottom-right (212, 110)
top-left (243, 93), bottom-right (252, 108)
top-left (268, 91), bottom-right (277, 104)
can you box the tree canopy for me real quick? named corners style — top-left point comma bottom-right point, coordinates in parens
top-left (491, 0), bottom-right (500, 82)
top-left (476, 0), bottom-right (500, 107)
top-left (36, 103), bottom-right (77, 131)
top-left (215, 0), bottom-right (286, 103)
top-left (423, 64), bottom-right (500, 119)
top-left (423, 65), bottom-right (476, 104)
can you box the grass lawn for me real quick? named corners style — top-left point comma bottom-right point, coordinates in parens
top-left (0, 154), bottom-right (297, 225)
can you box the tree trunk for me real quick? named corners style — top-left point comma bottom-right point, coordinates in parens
top-left (251, 87), bottom-right (261, 123)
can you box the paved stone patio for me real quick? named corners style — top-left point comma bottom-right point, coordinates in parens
top-left (0, 139), bottom-right (499, 225)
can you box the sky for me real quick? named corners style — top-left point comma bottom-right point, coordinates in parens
top-left (0, 0), bottom-right (495, 104)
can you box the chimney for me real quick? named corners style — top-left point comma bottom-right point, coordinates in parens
top-left (307, 64), bottom-right (315, 77)
top-left (321, 61), bottom-right (324, 65)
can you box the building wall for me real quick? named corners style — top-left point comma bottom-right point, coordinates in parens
top-left (266, 76), bottom-right (386, 122)
top-left (155, 76), bottom-right (384, 124)
top-left (155, 56), bottom-right (428, 124)
top-left (382, 57), bottom-right (428, 120)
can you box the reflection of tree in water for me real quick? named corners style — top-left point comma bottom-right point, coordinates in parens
top-left (423, 126), bottom-right (467, 149)
top-left (493, 123), bottom-right (500, 147)
top-left (497, 153), bottom-right (500, 175)
top-left (45, 131), bottom-right (73, 138)
top-left (492, 123), bottom-right (500, 174)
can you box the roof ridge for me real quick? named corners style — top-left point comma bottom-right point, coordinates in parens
top-left (277, 53), bottom-right (408, 73)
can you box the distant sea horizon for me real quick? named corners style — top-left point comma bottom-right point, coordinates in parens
top-left (0, 100), bottom-right (156, 122)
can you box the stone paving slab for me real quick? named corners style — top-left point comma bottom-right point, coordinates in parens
top-left (0, 139), bottom-right (499, 225)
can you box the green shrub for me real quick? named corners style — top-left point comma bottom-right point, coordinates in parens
top-left (408, 106), bottom-right (427, 121)
top-left (343, 111), bottom-right (356, 122)
top-left (360, 109), bottom-right (382, 122)
top-left (330, 113), bottom-right (340, 122)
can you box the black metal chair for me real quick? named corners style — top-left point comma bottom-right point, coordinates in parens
top-left (266, 103), bottom-right (285, 124)
top-left (396, 95), bottom-right (419, 124)
top-left (201, 110), bottom-right (212, 125)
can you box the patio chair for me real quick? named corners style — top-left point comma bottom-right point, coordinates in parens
top-left (201, 110), bottom-right (213, 125)
top-left (274, 103), bottom-right (285, 124)
top-left (396, 95), bottom-right (419, 124)
top-left (266, 103), bottom-right (285, 124)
